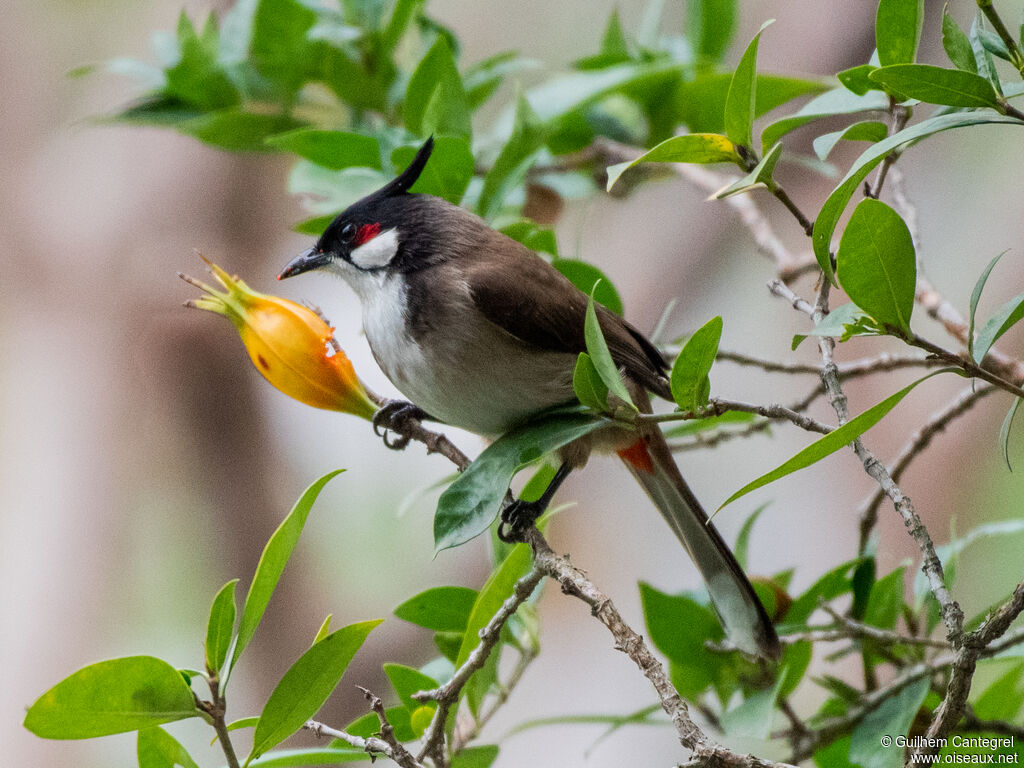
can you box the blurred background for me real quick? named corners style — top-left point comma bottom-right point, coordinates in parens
top-left (3, 0), bottom-right (1024, 765)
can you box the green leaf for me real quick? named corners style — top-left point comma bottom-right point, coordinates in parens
top-left (165, 14), bottom-right (239, 111)
top-left (677, 73), bottom-right (828, 136)
top-left (876, 0), bottom-right (924, 66)
top-left (293, 214), bottom-right (336, 236)
top-left (600, 9), bottom-right (629, 59)
top-left (434, 631), bottom-right (463, 662)
top-left (850, 678), bottom-right (929, 768)
top-left (720, 669), bottom-right (786, 739)
top-left (24, 656), bottom-right (197, 739)
top-left (180, 109), bottom-right (304, 153)
top-left (606, 133), bottom-right (740, 191)
top-left (464, 52), bottom-right (536, 110)
top-left (137, 726), bottom-right (200, 768)
top-left (863, 567), bottom-right (906, 629)
top-left (584, 292), bottom-right (635, 410)
top-left (813, 113), bottom-right (1024, 279)
top-left (974, 663), bottom-right (1024, 720)
top-left (979, 27), bottom-right (1012, 61)
top-left (790, 303), bottom-right (881, 350)
top-left (226, 716), bottom-right (260, 732)
top-left (837, 64), bottom-right (881, 96)
top-left (760, 86), bottom-right (890, 153)
top-left (246, 747), bottom-right (371, 766)
top-left (639, 584), bottom-right (722, 698)
top-left (670, 316), bottom-right (722, 412)
top-left (205, 579), bottom-right (238, 674)
top-left (836, 199), bottom-right (916, 333)
top-left (1000, 398), bottom-right (1022, 471)
top-left (231, 470), bottom-right (344, 672)
top-left (868, 64), bottom-right (1000, 108)
top-left (942, 5), bottom-right (978, 73)
top-left (265, 130), bottom-right (381, 170)
top-left (662, 410), bottom-right (759, 438)
top-left (783, 558), bottom-right (864, 627)
top-left (552, 260), bottom-right (623, 315)
top-left (434, 409), bottom-right (605, 551)
top-left (687, 0), bottom-right (737, 64)
top-left (724, 20), bottom-right (774, 150)
top-left (718, 372), bottom-right (949, 512)
top-left (394, 586), bottom-right (479, 632)
top-left (456, 545), bottom-right (534, 667)
top-left (478, 93), bottom-right (545, 219)
top-left (451, 745), bottom-right (500, 768)
top-left (405, 36), bottom-right (470, 140)
top-left (573, 353), bottom-right (610, 412)
top-left (714, 142), bottom-right (782, 198)
top-left (343, 706), bottom-right (415, 741)
top-left (973, 291), bottom-right (1024, 364)
top-left (391, 137), bottom-right (474, 204)
top-left (250, 620), bottom-right (382, 759)
top-left (971, 13), bottom-right (1004, 96)
top-left (779, 640), bottom-right (813, 697)
top-left (733, 504), bottom-right (767, 570)
top-left (812, 121), bottom-right (888, 161)
top-left (913, 519), bottom-right (1024, 602)
top-left (384, 663), bottom-right (439, 712)
top-left (312, 615), bottom-right (332, 645)
top-left (969, 251), bottom-right (1006, 360)
top-left (500, 221), bottom-right (558, 256)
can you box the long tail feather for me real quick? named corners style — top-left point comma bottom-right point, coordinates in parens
top-left (618, 433), bottom-right (781, 660)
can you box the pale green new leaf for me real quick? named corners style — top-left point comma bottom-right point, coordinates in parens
top-left (605, 133), bottom-right (740, 191)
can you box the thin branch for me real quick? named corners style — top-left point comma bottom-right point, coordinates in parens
top-left (866, 99), bottom-right (909, 199)
top-left (305, 719), bottom-right (425, 768)
top-left (905, 333), bottom-right (1024, 400)
top-left (413, 566), bottom-right (544, 765)
top-left (521, 526), bottom-right (797, 768)
top-left (359, 687), bottom-right (423, 767)
top-left (716, 349), bottom-right (936, 378)
top-left (857, 385), bottom-right (996, 551)
top-left (707, 397), bottom-right (833, 435)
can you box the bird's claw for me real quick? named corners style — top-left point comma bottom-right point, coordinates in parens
top-left (497, 498), bottom-right (545, 542)
top-left (372, 400), bottom-right (427, 451)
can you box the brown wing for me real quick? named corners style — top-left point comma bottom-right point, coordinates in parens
top-left (463, 232), bottom-right (671, 399)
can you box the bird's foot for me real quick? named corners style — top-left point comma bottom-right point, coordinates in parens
top-left (372, 400), bottom-right (429, 450)
top-left (497, 497), bottom-right (546, 543)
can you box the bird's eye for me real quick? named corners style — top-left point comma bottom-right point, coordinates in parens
top-left (340, 223), bottom-right (357, 242)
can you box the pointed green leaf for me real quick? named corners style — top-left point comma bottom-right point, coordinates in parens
top-left (974, 663), bottom-right (1024, 721)
top-left (434, 409), bottom-right (605, 551)
top-left (724, 20), bottom-right (774, 149)
top-left (971, 14), bottom-right (1004, 96)
top-left (973, 291), bottom-right (1024, 364)
top-left (715, 142), bottom-right (782, 198)
top-left (850, 678), bottom-right (929, 768)
top-left (479, 93), bottom-right (545, 219)
top-left (247, 747), bottom-right (371, 766)
top-left (813, 121), bottom-right (889, 161)
top-left (464, 52), bottom-right (536, 110)
top-left (384, 663), bottom-right (439, 712)
top-left (405, 36), bottom-right (470, 140)
top-left (312, 615), bottom-right (332, 645)
top-left (394, 586), bottom-right (479, 632)
top-left (813, 113), bottom-right (1024, 280)
top-left (585, 292), bottom-right (635, 410)
top-left (451, 745), bottom-right (500, 768)
top-left (720, 669), bottom-right (786, 739)
top-left (231, 470), bottom-right (344, 671)
top-left (863, 567), bottom-right (906, 629)
top-left (573, 353), bottom-right (610, 412)
top-left (670, 316), bottom-right (722, 412)
top-left (969, 251), bottom-right (1007, 359)
top-left (760, 87), bottom-right (889, 153)
top-left (249, 620), bottom-right (382, 759)
top-left (137, 726), bottom-right (200, 768)
top-left (25, 656), bottom-right (197, 739)
top-left (733, 504), bottom-right (767, 570)
top-left (687, 0), bottom-right (737, 64)
top-left (678, 73), bottom-right (827, 136)
top-left (226, 716), bottom-right (260, 733)
top-left (205, 579), bottom-right (238, 674)
top-left (601, 9), bottom-right (629, 59)
top-left (1000, 398), bottom-right (1022, 471)
top-left (456, 545), bottom-right (534, 667)
top-left (639, 583), bottom-right (722, 697)
top-left (391, 136), bottom-right (474, 204)
top-left (718, 372), bottom-right (950, 512)
top-left (876, 0), bottom-right (924, 66)
top-left (606, 133), bottom-right (740, 191)
top-left (264, 130), bottom-right (381, 170)
top-left (868, 64), bottom-right (1000, 108)
top-left (837, 199), bottom-right (916, 333)
top-left (552, 259), bottom-right (623, 315)
top-left (942, 5), bottom-right (978, 73)
top-left (783, 558), bottom-right (864, 627)
top-left (837, 64), bottom-right (881, 96)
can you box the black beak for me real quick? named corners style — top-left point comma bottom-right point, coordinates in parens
top-left (278, 248), bottom-right (331, 280)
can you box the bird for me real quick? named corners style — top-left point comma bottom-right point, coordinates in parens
top-left (278, 137), bottom-right (780, 659)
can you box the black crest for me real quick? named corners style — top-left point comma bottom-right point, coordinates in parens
top-left (365, 136), bottom-right (434, 204)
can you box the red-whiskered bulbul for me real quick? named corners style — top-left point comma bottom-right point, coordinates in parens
top-left (278, 138), bottom-right (780, 659)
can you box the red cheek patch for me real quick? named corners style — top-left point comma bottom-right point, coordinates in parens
top-left (354, 223), bottom-right (381, 246)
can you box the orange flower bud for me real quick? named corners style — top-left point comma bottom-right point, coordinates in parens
top-left (181, 257), bottom-right (378, 420)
